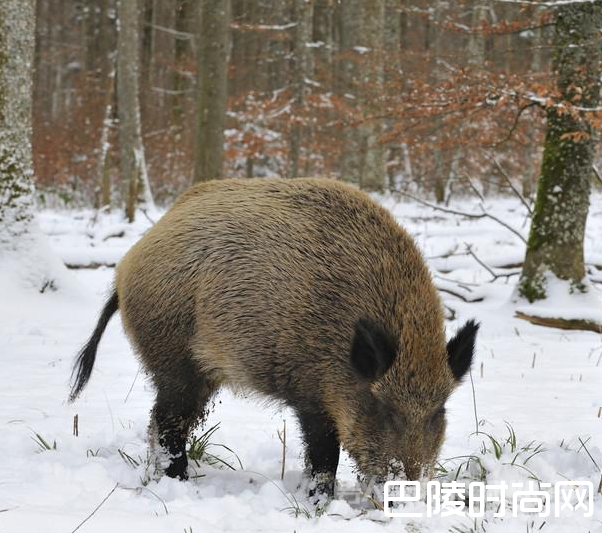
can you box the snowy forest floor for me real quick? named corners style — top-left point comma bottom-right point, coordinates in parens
top-left (1, 193), bottom-right (601, 532)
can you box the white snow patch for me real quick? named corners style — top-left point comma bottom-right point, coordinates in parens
top-left (515, 273), bottom-right (602, 323)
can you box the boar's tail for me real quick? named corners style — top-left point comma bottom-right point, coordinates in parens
top-left (69, 290), bottom-right (119, 402)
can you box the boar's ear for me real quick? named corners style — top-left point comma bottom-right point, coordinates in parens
top-left (447, 320), bottom-right (479, 381)
top-left (350, 318), bottom-right (398, 381)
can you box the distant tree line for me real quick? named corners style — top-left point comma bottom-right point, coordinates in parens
top-left (3, 0), bottom-right (602, 313)
top-left (33, 0), bottom-right (580, 210)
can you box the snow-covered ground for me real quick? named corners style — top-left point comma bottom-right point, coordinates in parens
top-left (1, 194), bottom-right (601, 532)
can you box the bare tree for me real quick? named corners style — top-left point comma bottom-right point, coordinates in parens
top-left (338, 0), bottom-right (386, 191)
top-left (117, 0), bottom-right (154, 222)
top-left (519, 2), bottom-right (602, 302)
top-left (149, 0), bottom-right (177, 125)
top-left (288, 0), bottom-right (313, 178)
top-left (358, 0), bottom-right (385, 192)
top-left (193, 0), bottom-right (230, 183)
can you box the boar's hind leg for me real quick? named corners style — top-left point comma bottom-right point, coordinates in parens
top-left (150, 357), bottom-right (215, 480)
top-left (297, 407), bottom-right (340, 500)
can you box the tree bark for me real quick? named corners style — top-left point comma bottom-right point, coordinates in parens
top-left (468, 2), bottom-right (489, 67)
top-left (518, 2), bottom-right (602, 302)
top-left (193, 0), bottom-right (230, 183)
top-left (0, 0), bottom-right (36, 247)
top-left (431, 0), bottom-right (451, 203)
top-left (338, 0), bottom-right (362, 186)
top-left (313, 0), bottom-right (333, 79)
top-left (338, 0), bottom-right (385, 191)
top-left (150, 0), bottom-right (176, 123)
top-left (96, 68), bottom-right (116, 210)
top-left (288, 0), bottom-right (313, 178)
top-left (117, 0), bottom-right (154, 222)
top-left (357, 0), bottom-right (385, 192)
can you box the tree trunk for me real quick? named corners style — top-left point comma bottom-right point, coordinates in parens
top-left (431, 0), bottom-right (451, 203)
top-left (150, 0), bottom-right (176, 123)
top-left (288, 0), bottom-right (313, 178)
top-left (0, 0), bottom-right (75, 294)
top-left (313, 0), bottom-right (333, 79)
top-left (0, 0), bottom-right (36, 247)
top-left (338, 0), bottom-right (362, 186)
top-left (117, 0), bottom-right (154, 222)
top-left (518, 2), bottom-right (602, 302)
top-left (193, 0), bottom-right (230, 183)
top-left (523, 4), bottom-right (547, 199)
top-left (96, 69), bottom-right (116, 210)
top-left (338, 0), bottom-right (385, 190)
top-left (468, 2), bottom-right (489, 67)
top-left (357, 0), bottom-right (385, 192)
top-left (174, 0), bottom-right (195, 124)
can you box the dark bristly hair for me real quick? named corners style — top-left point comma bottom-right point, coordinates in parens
top-left (69, 290), bottom-right (119, 402)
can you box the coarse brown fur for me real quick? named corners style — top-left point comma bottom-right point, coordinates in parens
top-left (70, 177), bottom-right (478, 497)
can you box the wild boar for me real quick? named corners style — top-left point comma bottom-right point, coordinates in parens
top-left (69, 177), bottom-right (478, 499)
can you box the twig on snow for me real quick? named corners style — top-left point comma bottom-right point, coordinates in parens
top-left (70, 483), bottom-right (119, 533)
top-left (277, 420), bottom-right (286, 481)
top-left (120, 486), bottom-right (169, 515)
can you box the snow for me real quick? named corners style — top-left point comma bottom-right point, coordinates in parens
top-left (1, 194), bottom-right (601, 532)
top-left (515, 273), bottom-right (602, 323)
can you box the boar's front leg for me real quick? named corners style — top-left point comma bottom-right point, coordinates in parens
top-left (297, 406), bottom-right (340, 501)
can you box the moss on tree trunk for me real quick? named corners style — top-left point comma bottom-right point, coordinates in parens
top-left (0, 0), bottom-right (36, 246)
top-left (519, 2), bottom-right (602, 302)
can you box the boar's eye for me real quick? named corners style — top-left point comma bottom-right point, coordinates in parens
top-left (447, 320), bottom-right (479, 381)
top-left (350, 318), bottom-right (398, 381)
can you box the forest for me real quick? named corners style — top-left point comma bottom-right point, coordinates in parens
top-left (32, 0), bottom-right (577, 203)
top-left (0, 1), bottom-right (601, 532)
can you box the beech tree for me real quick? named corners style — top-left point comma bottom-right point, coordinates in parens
top-left (288, 0), bottom-right (313, 178)
top-left (0, 0), bottom-right (36, 248)
top-left (0, 0), bottom-right (71, 293)
top-left (194, 0), bottom-right (230, 183)
top-left (518, 2), bottom-right (602, 304)
top-left (117, 0), bottom-right (154, 222)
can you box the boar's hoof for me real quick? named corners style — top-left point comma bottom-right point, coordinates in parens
top-left (164, 454), bottom-right (189, 481)
top-left (308, 472), bottom-right (335, 503)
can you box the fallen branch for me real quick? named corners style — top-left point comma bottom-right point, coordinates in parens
top-left (433, 274), bottom-right (480, 288)
top-left (434, 276), bottom-right (484, 303)
top-left (102, 231), bottom-right (125, 241)
top-left (65, 262), bottom-right (117, 270)
top-left (438, 287), bottom-right (484, 302)
top-left (465, 244), bottom-right (521, 282)
top-left (395, 191), bottom-right (527, 244)
top-left (515, 312), bottom-right (602, 334)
